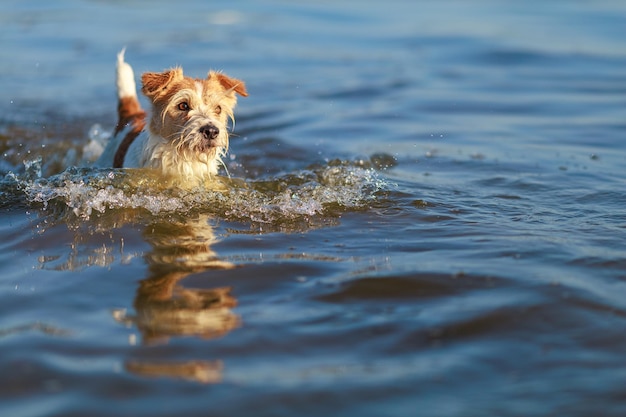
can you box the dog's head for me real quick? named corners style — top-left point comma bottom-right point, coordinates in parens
top-left (140, 67), bottom-right (247, 180)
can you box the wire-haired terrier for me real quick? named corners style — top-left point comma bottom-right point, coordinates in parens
top-left (97, 50), bottom-right (248, 185)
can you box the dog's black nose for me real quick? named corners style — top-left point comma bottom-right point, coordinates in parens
top-left (200, 124), bottom-right (219, 140)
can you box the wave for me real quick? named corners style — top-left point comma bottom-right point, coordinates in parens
top-left (1, 157), bottom-right (389, 230)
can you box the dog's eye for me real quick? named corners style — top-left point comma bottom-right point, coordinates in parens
top-left (177, 102), bottom-right (190, 111)
top-left (215, 105), bottom-right (222, 115)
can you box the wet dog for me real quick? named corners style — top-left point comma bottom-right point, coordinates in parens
top-left (97, 50), bottom-right (247, 184)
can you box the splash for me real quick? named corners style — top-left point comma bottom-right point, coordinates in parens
top-left (219, 163), bottom-right (386, 223)
top-left (4, 157), bottom-right (388, 228)
top-left (25, 168), bottom-right (186, 218)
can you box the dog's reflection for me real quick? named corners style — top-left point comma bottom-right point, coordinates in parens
top-left (124, 359), bottom-right (224, 384)
top-left (113, 215), bottom-right (239, 383)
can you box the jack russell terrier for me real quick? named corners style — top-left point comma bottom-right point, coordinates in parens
top-left (97, 50), bottom-right (248, 185)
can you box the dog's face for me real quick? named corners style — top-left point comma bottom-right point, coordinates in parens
top-left (140, 68), bottom-right (247, 178)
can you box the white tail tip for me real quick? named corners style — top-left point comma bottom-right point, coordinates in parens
top-left (116, 48), bottom-right (137, 99)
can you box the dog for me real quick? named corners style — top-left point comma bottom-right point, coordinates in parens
top-left (96, 50), bottom-right (248, 185)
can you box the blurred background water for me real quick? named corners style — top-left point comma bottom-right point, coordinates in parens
top-left (1, 1), bottom-right (626, 416)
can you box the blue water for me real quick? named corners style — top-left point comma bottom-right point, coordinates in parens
top-left (1, 1), bottom-right (626, 416)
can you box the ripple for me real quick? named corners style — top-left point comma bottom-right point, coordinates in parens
top-left (316, 271), bottom-right (511, 303)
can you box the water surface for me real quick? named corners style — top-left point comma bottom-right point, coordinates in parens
top-left (1, 1), bottom-right (626, 416)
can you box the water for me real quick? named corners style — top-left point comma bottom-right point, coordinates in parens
top-left (2, 1), bottom-right (626, 416)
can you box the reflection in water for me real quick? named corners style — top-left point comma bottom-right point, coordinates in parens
top-left (125, 360), bottom-right (224, 384)
top-left (123, 216), bottom-right (239, 345)
top-left (22, 159), bottom-right (384, 384)
top-left (118, 215), bottom-right (240, 383)
top-left (41, 214), bottom-right (240, 384)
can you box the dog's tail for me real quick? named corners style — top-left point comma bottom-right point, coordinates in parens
top-left (117, 49), bottom-right (138, 98)
top-left (113, 49), bottom-right (146, 167)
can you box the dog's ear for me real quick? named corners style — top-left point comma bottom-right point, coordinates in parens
top-left (141, 68), bottom-right (184, 100)
top-left (212, 72), bottom-right (248, 97)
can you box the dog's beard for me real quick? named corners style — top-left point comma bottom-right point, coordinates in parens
top-left (172, 115), bottom-right (228, 159)
top-left (145, 115), bottom-right (230, 181)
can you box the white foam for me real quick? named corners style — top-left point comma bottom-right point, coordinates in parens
top-left (12, 160), bottom-right (387, 226)
top-left (82, 123), bottom-right (112, 162)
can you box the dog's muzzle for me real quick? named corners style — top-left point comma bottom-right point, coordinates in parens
top-left (198, 123), bottom-right (222, 149)
top-left (200, 124), bottom-right (219, 140)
